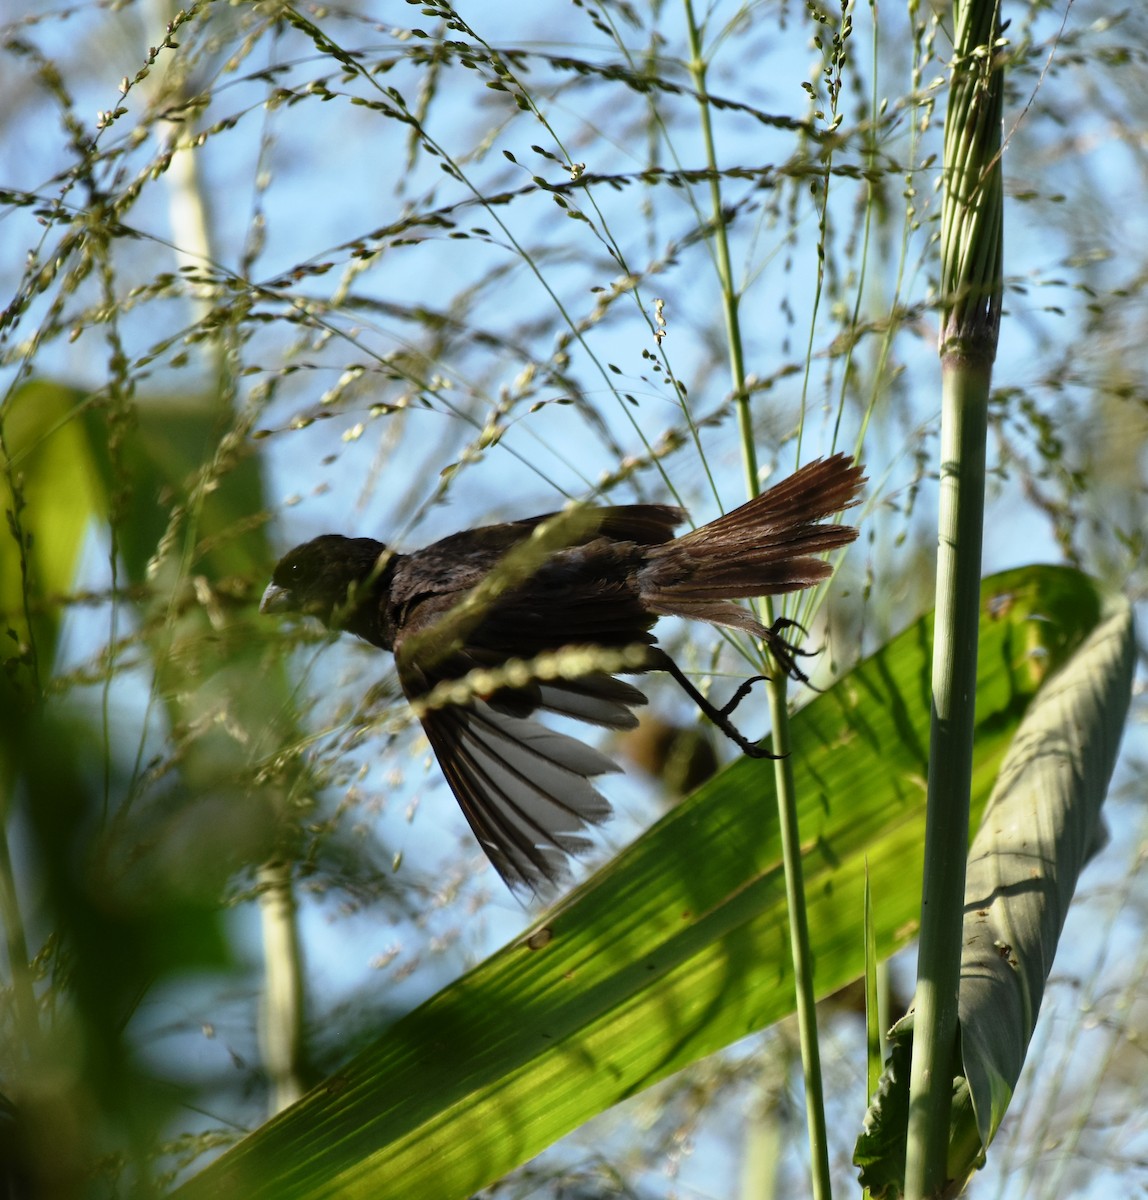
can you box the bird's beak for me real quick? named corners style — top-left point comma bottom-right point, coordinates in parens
top-left (260, 582), bottom-right (293, 615)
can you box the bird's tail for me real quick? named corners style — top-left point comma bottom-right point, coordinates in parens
top-left (637, 453), bottom-right (865, 639)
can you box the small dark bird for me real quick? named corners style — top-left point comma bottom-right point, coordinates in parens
top-left (262, 453), bottom-right (864, 893)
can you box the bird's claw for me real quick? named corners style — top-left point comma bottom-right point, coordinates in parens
top-left (764, 617), bottom-right (821, 687)
top-left (719, 674), bottom-right (770, 717)
top-left (741, 738), bottom-right (782, 760)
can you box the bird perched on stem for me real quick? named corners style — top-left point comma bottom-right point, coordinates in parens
top-left (262, 453), bottom-right (864, 894)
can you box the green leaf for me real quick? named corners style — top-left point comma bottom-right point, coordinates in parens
top-left (0, 380), bottom-right (107, 685)
top-left (957, 588), bottom-right (1133, 1154)
top-left (173, 565), bottom-right (1110, 1200)
top-left (80, 389), bottom-right (269, 584)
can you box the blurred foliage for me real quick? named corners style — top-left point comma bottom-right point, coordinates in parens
top-left (0, 703), bottom-right (230, 1198)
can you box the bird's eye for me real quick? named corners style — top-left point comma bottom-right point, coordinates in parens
top-left (271, 555), bottom-right (310, 589)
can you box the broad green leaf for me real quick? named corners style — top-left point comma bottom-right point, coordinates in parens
top-left (82, 389), bottom-right (270, 585)
top-left (173, 565), bottom-right (1107, 1200)
top-left (957, 588), bottom-right (1133, 1157)
top-left (0, 378), bottom-right (272, 688)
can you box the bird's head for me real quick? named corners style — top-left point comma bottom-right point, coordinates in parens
top-left (261, 534), bottom-right (392, 637)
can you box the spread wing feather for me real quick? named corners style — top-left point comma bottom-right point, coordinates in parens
top-left (417, 698), bottom-right (622, 893)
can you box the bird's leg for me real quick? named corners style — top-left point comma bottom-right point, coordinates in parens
top-left (650, 615), bottom-right (827, 758)
top-left (650, 650), bottom-right (781, 760)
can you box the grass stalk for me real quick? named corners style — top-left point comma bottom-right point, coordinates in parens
top-left (682, 3), bottom-right (831, 1194)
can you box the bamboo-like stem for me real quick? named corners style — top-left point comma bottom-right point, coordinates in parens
top-left (905, 1), bottom-right (1003, 1194)
top-left (904, 367), bottom-right (989, 1196)
top-left (682, 4), bottom-right (831, 1195)
top-left (258, 861), bottom-right (308, 1113)
top-left (146, 0), bottom-right (308, 1117)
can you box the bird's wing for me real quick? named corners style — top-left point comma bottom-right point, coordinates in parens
top-left (413, 694), bottom-right (626, 893)
top-left (396, 609), bottom-right (652, 893)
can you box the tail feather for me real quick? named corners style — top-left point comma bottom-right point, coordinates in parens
top-left (675, 453), bottom-right (863, 547)
top-left (638, 453), bottom-right (864, 627)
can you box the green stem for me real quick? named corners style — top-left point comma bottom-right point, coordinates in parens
top-left (763, 669), bottom-right (832, 1192)
top-left (904, 363), bottom-right (989, 1197)
top-left (683, 4), bottom-right (830, 1196)
top-left (259, 861), bottom-right (308, 1114)
top-left (681, 1), bottom-right (756, 493)
top-left (906, 1), bottom-right (1002, 1188)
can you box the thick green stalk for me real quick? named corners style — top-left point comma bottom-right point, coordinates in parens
top-left (904, 366), bottom-right (988, 1196)
top-left (905, 1), bottom-right (1003, 1193)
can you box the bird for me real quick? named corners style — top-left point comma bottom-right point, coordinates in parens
top-left (261, 453), bottom-right (865, 894)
